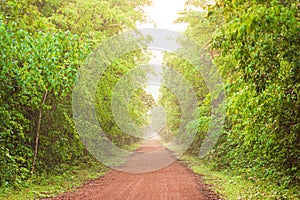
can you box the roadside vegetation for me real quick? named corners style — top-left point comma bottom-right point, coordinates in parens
top-left (0, 159), bottom-right (106, 200)
top-left (0, 0), bottom-right (150, 194)
top-left (160, 0), bottom-right (299, 198)
top-left (181, 155), bottom-right (299, 199)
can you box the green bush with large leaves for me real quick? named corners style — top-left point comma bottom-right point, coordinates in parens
top-left (0, 18), bottom-right (85, 186)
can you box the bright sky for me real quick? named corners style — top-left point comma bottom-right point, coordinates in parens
top-left (137, 0), bottom-right (187, 31)
top-left (138, 0), bottom-right (187, 101)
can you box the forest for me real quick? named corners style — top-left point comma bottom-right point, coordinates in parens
top-left (0, 0), bottom-right (299, 199)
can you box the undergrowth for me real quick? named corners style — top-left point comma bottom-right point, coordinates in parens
top-left (181, 154), bottom-right (300, 200)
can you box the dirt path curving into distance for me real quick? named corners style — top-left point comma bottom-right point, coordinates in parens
top-left (47, 140), bottom-right (221, 200)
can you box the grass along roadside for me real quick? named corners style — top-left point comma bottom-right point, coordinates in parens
top-left (0, 161), bottom-right (107, 200)
top-left (179, 155), bottom-right (300, 200)
top-left (0, 141), bottom-right (142, 200)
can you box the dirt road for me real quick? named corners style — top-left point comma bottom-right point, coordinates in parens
top-left (49, 140), bottom-right (220, 200)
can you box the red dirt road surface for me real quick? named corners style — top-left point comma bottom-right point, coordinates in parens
top-left (48, 140), bottom-right (221, 200)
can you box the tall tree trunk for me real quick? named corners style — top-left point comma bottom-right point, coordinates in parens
top-left (32, 90), bottom-right (48, 174)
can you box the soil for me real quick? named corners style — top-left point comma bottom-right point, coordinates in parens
top-left (45, 140), bottom-right (221, 200)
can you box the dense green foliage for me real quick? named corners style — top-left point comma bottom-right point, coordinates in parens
top-left (210, 0), bottom-right (299, 187)
top-left (160, 0), bottom-right (299, 191)
top-left (0, 21), bottom-right (85, 186)
top-left (0, 0), bottom-right (150, 187)
top-left (1, 0), bottom-right (299, 197)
